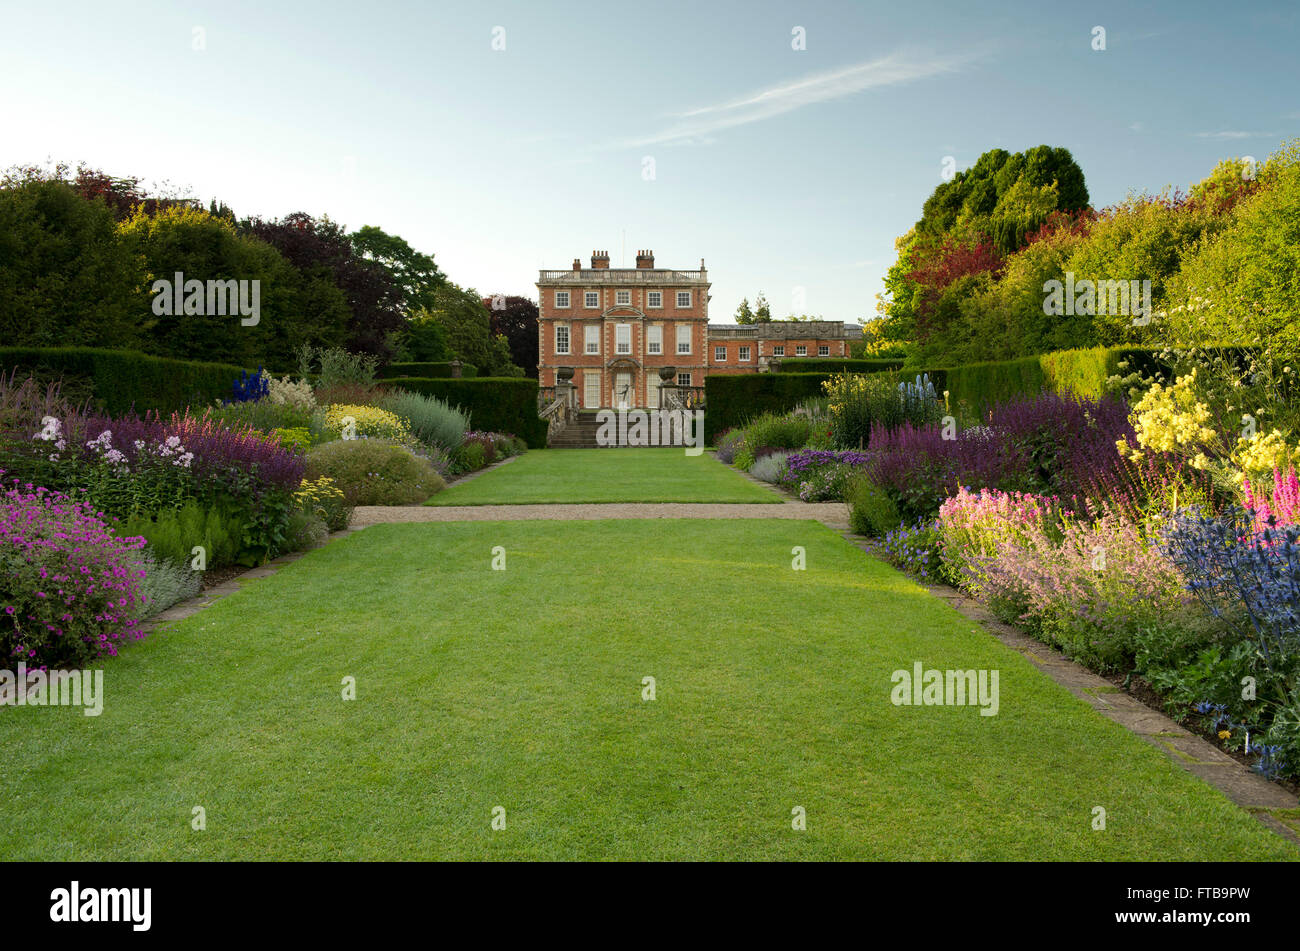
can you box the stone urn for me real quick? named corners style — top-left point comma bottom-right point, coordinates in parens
top-left (658, 366), bottom-right (676, 382)
top-left (556, 367), bottom-right (575, 383)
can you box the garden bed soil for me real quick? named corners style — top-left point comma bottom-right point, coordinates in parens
top-left (200, 566), bottom-right (244, 591)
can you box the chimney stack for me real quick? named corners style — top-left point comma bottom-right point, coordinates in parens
top-left (636, 249), bottom-right (655, 269)
top-left (572, 258), bottom-right (581, 271)
top-left (591, 250), bottom-right (610, 269)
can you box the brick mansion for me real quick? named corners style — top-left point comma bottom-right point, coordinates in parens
top-left (536, 250), bottom-right (860, 409)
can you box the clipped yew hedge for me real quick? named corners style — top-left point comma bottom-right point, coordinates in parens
top-left (383, 377), bottom-right (547, 447)
top-left (1, 347), bottom-right (248, 415)
top-left (775, 358), bottom-right (904, 374)
top-left (377, 361), bottom-right (478, 380)
top-left (937, 346), bottom-right (1178, 417)
top-left (705, 373), bottom-right (832, 442)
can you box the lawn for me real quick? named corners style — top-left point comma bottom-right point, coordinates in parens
top-left (429, 448), bottom-right (782, 505)
top-left (0, 519), bottom-right (1291, 861)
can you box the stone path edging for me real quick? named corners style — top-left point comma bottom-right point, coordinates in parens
top-left (439, 452), bottom-right (518, 488)
top-left (835, 528), bottom-right (1300, 846)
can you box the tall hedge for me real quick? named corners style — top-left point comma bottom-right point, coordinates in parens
top-left (942, 347), bottom-right (1175, 417)
top-left (377, 361), bottom-right (478, 380)
top-left (704, 373), bottom-right (832, 442)
top-left (939, 356), bottom-right (1045, 417)
top-left (383, 377), bottom-right (547, 447)
top-left (1, 347), bottom-right (247, 415)
top-left (775, 358), bottom-right (904, 374)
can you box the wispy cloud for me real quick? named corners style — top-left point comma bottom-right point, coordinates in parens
top-left (609, 49), bottom-right (977, 150)
top-left (1194, 130), bottom-right (1276, 139)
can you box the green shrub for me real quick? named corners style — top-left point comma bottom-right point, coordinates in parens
top-left (282, 509), bottom-right (328, 552)
top-left (381, 377), bottom-right (547, 447)
top-left (203, 400), bottom-right (317, 435)
top-left (304, 438), bottom-right (445, 505)
top-left (749, 451), bottom-right (790, 483)
top-left (0, 347), bottom-right (248, 415)
top-left (134, 549), bottom-right (203, 618)
top-left (295, 475), bottom-right (353, 532)
top-left (270, 426), bottom-right (313, 454)
top-left (742, 413), bottom-right (813, 454)
top-left (377, 362), bottom-right (477, 379)
top-left (298, 344), bottom-right (378, 389)
top-left (118, 500), bottom-right (247, 570)
top-left (847, 474), bottom-right (901, 537)
top-left (379, 388), bottom-right (469, 451)
top-left (452, 440), bottom-right (487, 473)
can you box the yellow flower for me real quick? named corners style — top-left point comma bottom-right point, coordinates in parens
top-left (1217, 730), bottom-right (1231, 740)
top-left (1231, 428), bottom-right (1297, 483)
top-left (324, 404), bottom-right (412, 443)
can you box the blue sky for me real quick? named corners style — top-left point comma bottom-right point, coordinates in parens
top-left (3, 0), bottom-right (1296, 325)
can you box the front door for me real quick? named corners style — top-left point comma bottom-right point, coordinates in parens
top-left (615, 372), bottom-right (632, 410)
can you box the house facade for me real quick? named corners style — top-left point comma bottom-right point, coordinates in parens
top-left (536, 250), bottom-right (858, 409)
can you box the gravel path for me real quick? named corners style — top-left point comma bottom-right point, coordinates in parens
top-left (352, 501), bottom-right (850, 528)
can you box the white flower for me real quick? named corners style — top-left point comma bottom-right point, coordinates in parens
top-left (34, 416), bottom-right (62, 441)
top-left (165, 436), bottom-right (182, 449)
top-left (87, 430), bottom-right (114, 451)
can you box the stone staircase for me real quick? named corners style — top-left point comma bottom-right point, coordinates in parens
top-left (547, 411), bottom-right (606, 448)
